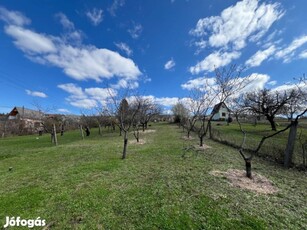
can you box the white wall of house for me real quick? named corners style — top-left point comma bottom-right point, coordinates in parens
top-left (212, 106), bottom-right (229, 120)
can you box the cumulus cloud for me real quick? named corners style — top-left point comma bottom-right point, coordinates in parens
top-left (181, 73), bottom-right (270, 96)
top-left (115, 42), bottom-right (133, 56)
top-left (86, 8), bottom-right (103, 26)
top-left (245, 45), bottom-right (276, 67)
top-left (57, 83), bottom-right (85, 99)
top-left (190, 0), bottom-right (283, 50)
top-left (111, 79), bottom-right (139, 89)
top-left (164, 58), bottom-right (175, 70)
top-left (271, 82), bottom-right (307, 95)
top-left (44, 46), bottom-right (141, 82)
top-left (1, 7), bottom-right (142, 83)
top-left (0, 6), bottom-right (31, 26)
top-left (128, 95), bottom-right (180, 108)
top-left (85, 87), bottom-right (117, 100)
top-left (58, 83), bottom-right (117, 109)
top-left (5, 25), bottom-right (57, 54)
top-left (190, 51), bottom-right (240, 74)
top-left (181, 77), bottom-right (216, 91)
top-left (25, 89), bottom-right (48, 98)
top-left (240, 73), bottom-right (270, 93)
top-left (189, 0), bottom-right (284, 73)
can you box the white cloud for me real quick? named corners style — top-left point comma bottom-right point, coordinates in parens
top-left (241, 73), bottom-right (270, 93)
top-left (2, 8), bottom-right (142, 82)
top-left (55, 12), bottom-right (74, 30)
top-left (5, 25), bottom-right (57, 54)
top-left (57, 108), bottom-right (70, 113)
top-left (58, 83), bottom-right (118, 109)
top-left (299, 50), bottom-right (307, 59)
top-left (268, 80), bottom-right (277, 86)
top-left (55, 13), bottom-right (83, 44)
top-left (86, 8), bottom-right (103, 26)
top-left (25, 89), bottom-right (48, 98)
top-left (275, 35), bottom-right (307, 62)
top-left (190, 0), bottom-right (283, 50)
top-left (111, 79), bottom-right (139, 89)
top-left (57, 83), bottom-right (85, 99)
top-left (129, 95), bottom-right (180, 107)
top-left (190, 51), bottom-right (240, 74)
top-left (245, 45), bottom-right (276, 67)
top-left (44, 46), bottom-right (141, 82)
top-left (155, 97), bottom-right (179, 107)
top-left (181, 73), bottom-right (270, 96)
top-left (164, 58), bottom-right (175, 70)
top-left (181, 77), bottom-right (216, 91)
top-left (108, 0), bottom-right (125, 16)
top-left (69, 98), bottom-right (98, 109)
top-left (85, 87), bottom-right (117, 100)
top-left (128, 23), bottom-right (142, 39)
top-left (115, 42), bottom-right (133, 56)
top-left (271, 82), bottom-right (307, 94)
top-left (0, 7), bottom-right (31, 26)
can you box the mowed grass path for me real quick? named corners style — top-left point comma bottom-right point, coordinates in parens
top-left (0, 123), bottom-right (306, 229)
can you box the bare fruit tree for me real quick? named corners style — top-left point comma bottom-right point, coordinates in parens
top-left (243, 88), bottom-right (298, 131)
top-left (105, 89), bottom-right (141, 159)
top-left (185, 65), bottom-right (250, 147)
top-left (137, 97), bottom-right (161, 132)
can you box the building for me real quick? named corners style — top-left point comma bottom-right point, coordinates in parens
top-left (7, 106), bottom-right (44, 134)
top-left (211, 102), bottom-right (231, 121)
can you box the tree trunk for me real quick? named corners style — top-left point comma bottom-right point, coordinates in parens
top-left (80, 125), bottom-right (84, 140)
top-left (267, 116), bottom-right (277, 131)
top-left (53, 124), bottom-right (58, 146)
top-left (284, 120), bottom-right (298, 168)
top-left (245, 159), bottom-right (252, 178)
top-left (208, 121), bottom-right (212, 139)
top-left (199, 135), bottom-right (203, 147)
top-left (142, 123), bottom-right (145, 132)
top-left (122, 131), bottom-right (128, 159)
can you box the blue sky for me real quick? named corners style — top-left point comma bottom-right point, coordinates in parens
top-left (0, 0), bottom-right (307, 114)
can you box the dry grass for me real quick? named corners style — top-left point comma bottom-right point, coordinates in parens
top-left (210, 169), bottom-right (278, 194)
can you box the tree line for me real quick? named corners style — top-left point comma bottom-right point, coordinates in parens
top-left (172, 65), bottom-right (307, 177)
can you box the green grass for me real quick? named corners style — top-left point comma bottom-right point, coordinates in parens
top-left (0, 123), bottom-right (306, 229)
top-left (208, 120), bottom-right (307, 165)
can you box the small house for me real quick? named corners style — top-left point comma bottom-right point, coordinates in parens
top-left (7, 106), bottom-right (44, 134)
top-left (211, 102), bottom-right (231, 121)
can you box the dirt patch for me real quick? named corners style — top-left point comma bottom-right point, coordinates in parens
top-left (129, 139), bottom-right (146, 145)
top-left (182, 136), bottom-right (195, 140)
top-left (210, 169), bottom-right (278, 194)
top-left (194, 144), bottom-right (211, 150)
top-left (143, 129), bottom-right (156, 134)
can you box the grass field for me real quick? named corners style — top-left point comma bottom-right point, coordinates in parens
top-left (208, 120), bottom-right (307, 166)
top-left (0, 122), bottom-right (306, 229)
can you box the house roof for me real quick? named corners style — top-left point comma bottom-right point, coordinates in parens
top-left (211, 102), bottom-right (230, 115)
top-left (9, 107), bottom-right (44, 120)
